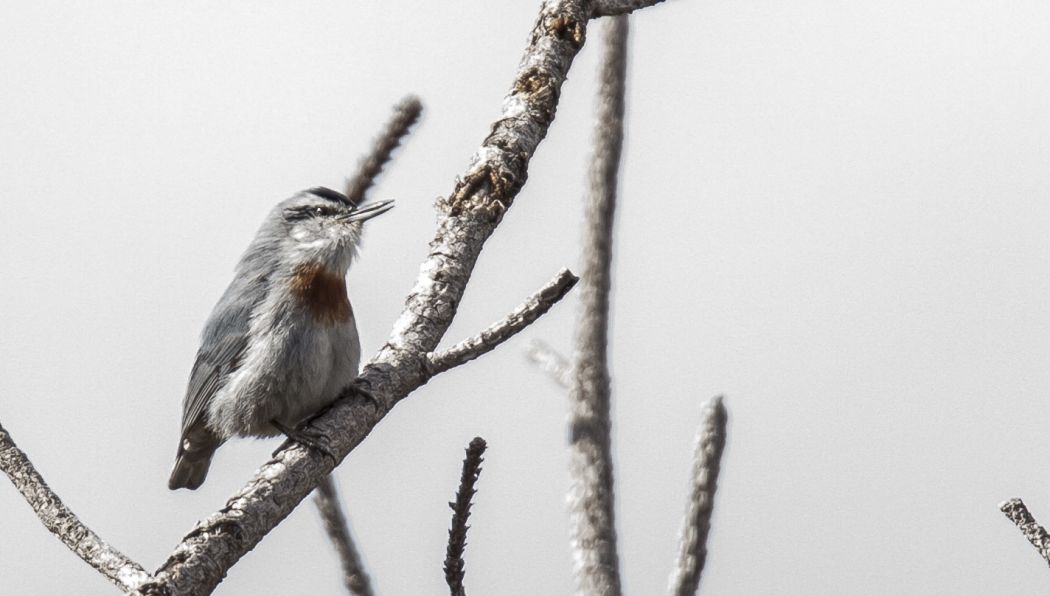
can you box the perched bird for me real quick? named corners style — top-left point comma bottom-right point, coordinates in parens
top-left (168, 187), bottom-right (393, 490)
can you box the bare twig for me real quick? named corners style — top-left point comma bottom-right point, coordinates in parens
top-left (310, 96), bottom-right (423, 596)
top-left (525, 339), bottom-right (573, 388)
top-left (426, 269), bottom-right (578, 375)
top-left (344, 95), bottom-right (423, 206)
top-left (0, 420), bottom-right (151, 592)
top-left (444, 437), bottom-right (487, 596)
top-left (314, 475), bottom-right (375, 596)
top-left (1000, 498), bottom-right (1050, 567)
top-left (132, 1), bottom-right (675, 592)
top-left (568, 15), bottom-right (629, 596)
top-left (668, 396), bottom-right (728, 596)
top-left (591, 0), bottom-right (668, 17)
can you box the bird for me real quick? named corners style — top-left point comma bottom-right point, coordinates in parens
top-left (168, 187), bottom-right (393, 490)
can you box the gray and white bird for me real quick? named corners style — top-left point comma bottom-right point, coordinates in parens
top-left (168, 187), bottom-right (393, 490)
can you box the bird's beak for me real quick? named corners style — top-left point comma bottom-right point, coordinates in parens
top-left (344, 199), bottom-right (395, 222)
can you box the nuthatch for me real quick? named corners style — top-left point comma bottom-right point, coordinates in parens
top-left (168, 187), bottom-right (393, 490)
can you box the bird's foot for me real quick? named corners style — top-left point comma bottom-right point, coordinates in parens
top-left (271, 419), bottom-right (337, 463)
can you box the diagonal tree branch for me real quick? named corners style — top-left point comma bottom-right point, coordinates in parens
top-left (1000, 498), bottom-right (1050, 567)
top-left (591, 0), bottom-right (669, 17)
top-left (568, 15), bottom-right (628, 596)
top-left (668, 396), bottom-right (728, 596)
top-left (314, 475), bottom-right (375, 596)
top-left (426, 268), bottom-right (578, 375)
top-left (444, 437), bottom-right (487, 596)
top-left (0, 420), bottom-right (151, 592)
top-left (344, 95), bottom-right (423, 206)
top-left (133, 1), bottom-right (667, 593)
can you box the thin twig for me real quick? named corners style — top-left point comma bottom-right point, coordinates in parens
top-left (444, 437), bottom-right (487, 596)
top-left (568, 15), bottom-right (629, 596)
top-left (344, 96), bottom-right (423, 206)
top-left (310, 96), bottom-right (423, 596)
top-left (668, 396), bottom-right (728, 596)
top-left (525, 339), bottom-right (573, 388)
top-left (0, 420), bottom-right (151, 592)
top-left (591, 0), bottom-right (669, 17)
top-left (1000, 498), bottom-right (1050, 567)
top-left (314, 475), bottom-right (375, 596)
top-left (427, 269), bottom-right (578, 375)
top-left (135, 1), bottom-right (676, 592)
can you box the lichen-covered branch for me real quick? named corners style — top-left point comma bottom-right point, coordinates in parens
top-left (1000, 498), bottom-right (1050, 567)
top-left (314, 475), bottom-right (374, 596)
top-left (568, 15), bottom-right (628, 596)
top-left (0, 420), bottom-right (151, 592)
top-left (444, 437), bottom-right (487, 596)
top-left (591, 0), bottom-right (668, 17)
top-left (525, 339), bottom-right (573, 388)
top-left (668, 396), bottom-right (727, 596)
top-left (135, 1), bottom-right (639, 593)
top-left (344, 95), bottom-right (423, 206)
top-left (426, 268), bottom-right (578, 376)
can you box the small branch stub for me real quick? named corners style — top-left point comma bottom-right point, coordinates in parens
top-left (1000, 498), bottom-right (1050, 567)
top-left (445, 437), bottom-right (488, 596)
top-left (668, 396), bottom-right (728, 596)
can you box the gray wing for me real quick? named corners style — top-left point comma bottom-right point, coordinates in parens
top-left (179, 283), bottom-right (256, 437)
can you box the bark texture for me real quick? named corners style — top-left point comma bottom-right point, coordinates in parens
top-left (0, 421), bottom-right (150, 592)
top-left (668, 396), bottom-right (727, 596)
top-left (568, 16), bottom-right (628, 596)
top-left (1000, 498), bottom-right (1050, 567)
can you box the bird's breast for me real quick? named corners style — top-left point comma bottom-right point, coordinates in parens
top-left (289, 261), bottom-right (352, 325)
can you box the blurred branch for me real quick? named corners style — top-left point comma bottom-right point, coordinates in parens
top-left (314, 475), bottom-right (375, 596)
top-left (668, 396), bottom-right (728, 596)
top-left (1000, 498), bottom-right (1050, 567)
top-left (344, 95), bottom-right (423, 206)
top-left (591, 0), bottom-right (669, 17)
top-left (568, 15), bottom-right (628, 596)
top-left (426, 269), bottom-right (578, 376)
top-left (444, 437), bottom-right (487, 596)
top-left (309, 95), bottom-right (424, 596)
top-left (0, 420), bottom-right (151, 592)
top-left (525, 339), bottom-right (573, 388)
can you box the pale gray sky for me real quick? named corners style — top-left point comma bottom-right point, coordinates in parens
top-left (2, 1), bottom-right (1049, 594)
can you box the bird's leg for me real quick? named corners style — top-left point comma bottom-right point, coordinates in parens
top-left (271, 419), bottom-right (337, 463)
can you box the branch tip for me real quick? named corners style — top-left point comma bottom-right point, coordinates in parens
top-left (445, 437), bottom-right (488, 596)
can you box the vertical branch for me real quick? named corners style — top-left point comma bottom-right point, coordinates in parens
top-left (668, 396), bottom-right (728, 596)
top-left (313, 474), bottom-right (375, 596)
top-left (568, 15), bottom-right (629, 596)
top-left (444, 437), bottom-right (487, 596)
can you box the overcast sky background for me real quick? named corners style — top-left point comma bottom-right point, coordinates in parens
top-left (2, 1), bottom-right (1050, 594)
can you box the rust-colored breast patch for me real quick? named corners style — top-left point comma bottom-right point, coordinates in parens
top-left (289, 262), bottom-right (352, 325)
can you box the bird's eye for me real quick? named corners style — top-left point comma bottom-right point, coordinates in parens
top-left (315, 207), bottom-right (325, 216)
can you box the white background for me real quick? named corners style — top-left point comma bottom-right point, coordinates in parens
top-left (2, 1), bottom-right (1049, 594)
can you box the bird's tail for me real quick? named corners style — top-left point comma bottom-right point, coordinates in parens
top-left (168, 438), bottom-right (219, 490)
